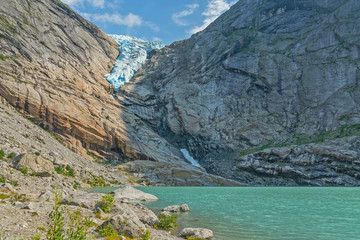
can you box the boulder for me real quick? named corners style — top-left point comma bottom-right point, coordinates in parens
top-left (98, 206), bottom-right (146, 238)
top-left (64, 192), bottom-right (104, 209)
top-left (113, 186), bottom-right (158, 201)
top-left (180, 228), bottom-right (213, 240)
top-left (162, 204), bottom-right (190, 213)
top-left (131, 203), bottom-right (159, 226)
top-left (10, 153), bottom-right (54, 177)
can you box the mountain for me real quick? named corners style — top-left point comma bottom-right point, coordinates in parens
top-left (118, 0), bottom-right (360, 186)
top-left (2, 0), bottom-right (360, 186)
top-left (106, 35), bottom-right (164, 90)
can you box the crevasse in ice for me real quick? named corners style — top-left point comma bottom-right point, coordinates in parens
top-left (105, 35), bottom-right (165, 90)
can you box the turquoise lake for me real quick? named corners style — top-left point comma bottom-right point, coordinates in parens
top-left (92, 187), bottom-right (360, 240)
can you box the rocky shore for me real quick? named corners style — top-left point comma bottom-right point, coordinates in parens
top-left (0, 99), bottom-right (213, 239)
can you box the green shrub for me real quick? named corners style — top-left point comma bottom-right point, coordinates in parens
top-left (99, 192), bottom-right (114, 213)
top-left (35, 152), bottom-right (41, 156)
top-left (0, 149), bottom-right (5, 160)
top-left (154, 213), bottom-right (179, 231)
top-left (20, 166), bottom-right (28, 175)
top-left (54, 165), bottom-right (75, 177)
top-left (46, 188), bottom-right (90, 240)
top-left (141, 230), bottom-right (151, 240)
top-left (0, 174), bottom-right (5, 183)
top-left (7, 152), bottom-right (16, 159)
top-left (65, 165), bottom-right (75, 177)
top-left (98, 223), bottom-right (118, 239)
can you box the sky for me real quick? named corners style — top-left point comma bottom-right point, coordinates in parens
top-left (61, 0), bottom-right (238, 45)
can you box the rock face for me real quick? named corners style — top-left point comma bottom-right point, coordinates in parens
top-left (116, 0), bottom-right (360, 185)
top-left (0, 0), bottom-right (181, 164)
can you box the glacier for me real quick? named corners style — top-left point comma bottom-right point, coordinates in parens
top-left (105, 35), bottom-right (165, 90)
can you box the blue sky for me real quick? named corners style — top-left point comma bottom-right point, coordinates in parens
top-left (62, 0), bottom-right (238, 45)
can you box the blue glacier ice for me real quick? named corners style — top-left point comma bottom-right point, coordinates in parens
top-left (105, 35), bottom-right (165, 90)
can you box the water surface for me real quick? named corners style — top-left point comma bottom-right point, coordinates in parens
top-left (91, 187), bottom-right (360, 240)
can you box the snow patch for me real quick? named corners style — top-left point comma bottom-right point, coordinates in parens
top-left (180, 149), bottom-right (201, 167)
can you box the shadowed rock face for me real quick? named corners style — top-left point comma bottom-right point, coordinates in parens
top-left (118, 0), bottom-right (360, 185)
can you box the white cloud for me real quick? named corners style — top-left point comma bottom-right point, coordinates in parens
top-left (152, 37), bottom-right (162, 42)
top-left (88, 0), bottom-right (105, 8)
top-left (189, 0), bottom-right (236, 34)
top-left (91, 13), bottom-right (142, 27)
top-left (62, 0), bottom-right (105, 8)
top-left (172, 3), bottom-right (199, 26)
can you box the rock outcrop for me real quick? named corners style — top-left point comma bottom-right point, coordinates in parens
top-left (117, 0), bottom-right (360, 185)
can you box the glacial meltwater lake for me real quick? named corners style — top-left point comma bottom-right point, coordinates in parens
top-left (90, 187), bottom-right (360, 240)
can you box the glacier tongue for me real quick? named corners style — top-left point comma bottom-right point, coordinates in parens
top-left (105, 35), bottom-right (165, 90)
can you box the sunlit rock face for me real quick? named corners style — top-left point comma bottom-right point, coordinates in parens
top-left (106, 35), bottom-right (164, 90)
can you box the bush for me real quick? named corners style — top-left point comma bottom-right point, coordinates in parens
top-left (99, 192), bottom-right (114, 213)
top-left (154, 213), bottom-right (178, 231)
top-left (98, 223), bottom-right (118, 239)
top-left (35, 152), bottom-right (41, 156)
top-left (141, 230), bottom-right (151, 240)
top-left (20, 166), bottom-right (28, 175)
top-left (55, 165), bottom-right (75, 177)
top-left (46, 188), bottom-right (90, 240)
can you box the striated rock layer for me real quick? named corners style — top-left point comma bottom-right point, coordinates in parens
top-left (118, 0), bottom-right (360, 185)
top-left (0, 0), bottom-right (180, 162)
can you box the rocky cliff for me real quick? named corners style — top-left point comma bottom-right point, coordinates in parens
top-left (0, 0), bottom-right (240, 186)
top-left (2, 0), bottom-right (360, 186)
top-left (0, 0), bottom-right (176, 162)
top-left (118, 0), bottom-right (360, 185)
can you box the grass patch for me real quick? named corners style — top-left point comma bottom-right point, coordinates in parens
top-left (0, 174), bottom-right (5, 183)
top-left (85, 173), bottom-right (109, 187)
top-left (7, 152), bottom-right (16, 159)
top-left (54, 165), bottom-right (75, 177)
top-left (239, 124), bottom-right (360, 157)
top-left (154, 213), bottom-right (179, 231)
top-left (98, 223), bottom-right (118, 239)
top-left (0, 149), bottom-right (5, 160)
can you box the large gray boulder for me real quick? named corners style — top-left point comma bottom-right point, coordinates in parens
top-left (113, 186), bottom-right (158, 201)
top-left (131, 203), bottom-right (159, 226)
top-left (161, 204), bottom-right (190, 213)
top-left (10, 153), bottom-right (54, 177)
top-left (98, 206), bottom-right (146, 239)
top-left (64, 192), bottom-right (104, 209)
top-left (180, 228), bottom-right (213, 240)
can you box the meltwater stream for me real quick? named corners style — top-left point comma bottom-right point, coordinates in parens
top-left (90, 187), bottom-right (360, 240)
